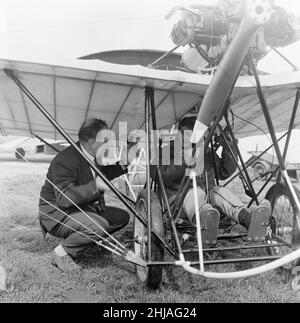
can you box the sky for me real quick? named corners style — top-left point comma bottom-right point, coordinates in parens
top-left (0, 0), bottom-right (300, 161)
top-left (0, 0), bottom-right (299, 64)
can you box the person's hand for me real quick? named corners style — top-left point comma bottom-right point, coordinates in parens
top-left (215, 132), bottom-right (238, 148)
top-left (185, 146), bottom-right (205, 177)
top-left (184, 147), bottom-right (196, 168)
top-left (216, 135), bottom-right (228, 147)
top-left (96, 176), bottom-right (110, 192)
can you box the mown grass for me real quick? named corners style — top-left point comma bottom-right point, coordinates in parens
top-left (0, 160), bottom-right (299, 303)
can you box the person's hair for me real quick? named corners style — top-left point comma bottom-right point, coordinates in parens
top-left (178, 116), bottom-right (197, 130)
top-left (78, 118), bottom-right (108, 142)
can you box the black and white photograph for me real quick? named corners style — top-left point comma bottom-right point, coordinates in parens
top-left (0, 0), bottom-right (300, 306)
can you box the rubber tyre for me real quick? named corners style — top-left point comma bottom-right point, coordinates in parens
top-left (265, 183), bottom-right (300, 270)
top-left (134, 189), bottom-right (164, 290)
top-left (253, 162), bottom-right (268, 181)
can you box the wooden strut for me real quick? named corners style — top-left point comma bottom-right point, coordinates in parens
top-left (4, 68), bottom-right (177, 259)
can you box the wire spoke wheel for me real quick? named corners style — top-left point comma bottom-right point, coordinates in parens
top-left (253, 162), bottom-right (268, 181)
top-left (134, 189), bottom-right (164, 290)
top-left (266, 183), bottom-right (299, 271)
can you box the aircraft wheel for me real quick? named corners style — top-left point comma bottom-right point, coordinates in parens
top-left (15, 148), bottom-right (25, 160)
top-left (253, 162), bottom-right (268, 181)
top-left (265, 183), bottom-right (300, 271)
top-left (134, 189), bottom-right (164, 290)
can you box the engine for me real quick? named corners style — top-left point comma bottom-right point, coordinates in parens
top-left (170, 6), bottom-right (229, 48)
top-left (167, 0), bottom-right (300, 73)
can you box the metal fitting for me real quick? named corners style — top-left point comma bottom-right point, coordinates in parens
top-left (246, 0), bottom-right (272, 25)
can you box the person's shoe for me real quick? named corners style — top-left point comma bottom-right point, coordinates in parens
top-left (51, 251), bottom-right (81, 273)
top-left (247, 200), bottom-right (271, 242)
top-left (193, 204), bottom-right (220, 246)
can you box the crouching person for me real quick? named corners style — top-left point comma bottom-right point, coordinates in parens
top-left (39, 119), bottom-right (130, 272)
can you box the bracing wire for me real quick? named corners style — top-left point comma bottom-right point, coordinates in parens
top-left (42, 175), bottom-right (126, 251)
top-left (0, 146), bottom-right (127, 254)
top-left (39, 196), bottom-right (125, 254)
top-left (39, 210), bottom-right (123, 256)
top-left (228, 106), bottom-right (276, 181)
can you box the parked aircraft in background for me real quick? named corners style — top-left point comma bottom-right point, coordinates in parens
top-left (0, 136), bottom-right (68, 159)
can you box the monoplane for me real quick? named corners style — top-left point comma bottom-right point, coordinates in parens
top-left (1, 0), bottom-right (300, 290)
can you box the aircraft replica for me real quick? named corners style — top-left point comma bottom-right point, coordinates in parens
top-left (1, 0), bottom-right (300, 289)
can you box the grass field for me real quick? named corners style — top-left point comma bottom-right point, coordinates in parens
top-left (0, 156), bottom-right (300, 303)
